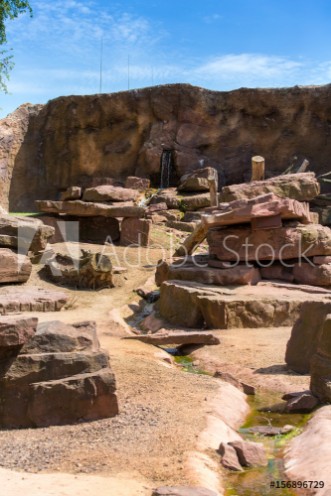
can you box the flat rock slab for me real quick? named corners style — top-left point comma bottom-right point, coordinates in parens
top-left (0, 248), bottom-right (32, 284)
top-left (35, 200), bottom-right (146, 218)
top-left (285, 406), bottom-right (331, 492)
top-left (124, 331), bottom-right (220, 346)
top-left (159, 280), bottom-right (331, 329)
top-left (83, 185), bottom-right (139, 202)
top-left (202, 193), bottom-right (313, 228)
top-left (156, 259), bottom-right (261, 287)
top-left (220, 172), bottom-right (320, 203)
top-left (0, 286), bottom-right (68, 314)
top-left (152, 487), bottom-right (218, 496)
top-left (207, 224), bottom-right (331, 261)
top-left (0, 316), bottom-right (38, 349)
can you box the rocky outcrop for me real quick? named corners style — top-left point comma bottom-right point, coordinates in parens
top-left (3, 84), bottom-right (331, 211)
top-left (0, 318), bottom-right (118, 428)
top-left (220, 172), bottom-right (320, 202)
top-left (158, 281), bottom-right (328, 329)
top-left (285, 301), bottom-right (331, 373)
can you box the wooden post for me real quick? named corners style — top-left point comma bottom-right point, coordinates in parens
top-left (207, 168), bottom-right (219, 208)
top-left (251, 156), bottom-right (265, 182)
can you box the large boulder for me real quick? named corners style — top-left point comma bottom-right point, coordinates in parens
top-left (207, 224), bottom-right (331, 261)
top-left (285, 301), bottom-right (331, 373)
top-left (310, 315), bottom-right (331, 402)
top-left (178, 167), bottom-right (217, 192)
top-left (0, 214), bottom-right (55, 254)
top-left (83, 185), bottom-right (139, 202)
top-left (0, 316), bottom-right (38, 360)
top-left (0, 248), bottom-right (32, 283)
top-left (0, 319), bottom-right (119, 428)
top-left (120, 218), bottom-right (152, 247)
top-left (220, 172), bottom-right (320, 203)
top-left (158, 280), bottom-right (321, 329)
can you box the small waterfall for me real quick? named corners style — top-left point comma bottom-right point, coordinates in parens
top-left (160, 150), bottom-right (172, 189)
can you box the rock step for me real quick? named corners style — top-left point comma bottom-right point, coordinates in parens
top-left (35, 200), bottom-right (146, 218)
top-left (123, 331), bottom-right (220, 346)
top-left (159, 280), bottom-right (331, 329)
top-left (0, 286), bottom-right (68, 314)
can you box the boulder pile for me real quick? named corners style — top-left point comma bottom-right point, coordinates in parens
top-left (155, 172), bottom-right (331, 329)
top-left (0, 317), bottom-right (118, 428)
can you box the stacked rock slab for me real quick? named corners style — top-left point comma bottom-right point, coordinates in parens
top-left (35, 178), bottom-right (151, 246)
top-left (0, 317), bottom-right (118, 427)
top-left (204, 173), bottom-right (331, 288)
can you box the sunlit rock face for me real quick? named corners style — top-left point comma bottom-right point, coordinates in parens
top-left (1, 83), bottom-right (331, 211)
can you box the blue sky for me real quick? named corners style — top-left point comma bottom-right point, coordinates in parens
top-left (1, 0), bottom-right (331, 117)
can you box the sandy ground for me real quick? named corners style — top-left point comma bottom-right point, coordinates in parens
top-left (0, 241), bottom-right (315, 495)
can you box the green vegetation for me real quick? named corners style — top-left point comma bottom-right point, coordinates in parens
top-left (0, 0), bottom-right (32, 93)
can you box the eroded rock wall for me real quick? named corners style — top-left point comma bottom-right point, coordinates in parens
top-left (1, 83), bottom-right (331, 211)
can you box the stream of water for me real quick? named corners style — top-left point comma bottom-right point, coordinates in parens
top-left (160, 150), bottom-right (172, 189)
top-left (171, 353), bottom-right (312, 496)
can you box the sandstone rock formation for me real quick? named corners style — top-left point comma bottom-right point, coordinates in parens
top-left (0, 318), bottom-right (118, 428)
top-left (220, 172), bottom-right (320, 202)
top-left (0, 286), bottom-right (68, 314)
top-left (310, 315), bottom-right (331, 402)
top-left (285, 301), bottom-right (331, 373)
top-left (0, 248), bottom-right (32, 283)
top-left (0, 213), bottom-right (55, 254)
top-left (2, 84), bottom-right (331, 212)
top-left (157, 281), bottom-right (329, 329)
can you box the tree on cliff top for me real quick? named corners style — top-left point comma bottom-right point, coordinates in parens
top-left (0, 0), bottom-right (32, 93)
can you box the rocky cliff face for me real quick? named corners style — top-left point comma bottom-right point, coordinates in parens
top-left (1, 83), bottom-right (331, 211)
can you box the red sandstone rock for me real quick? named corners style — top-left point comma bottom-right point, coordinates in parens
top-left (207, 224), bottom-right (331, 261)
top-left (260, 264), bottom-right (294, 282)
top-left (125, 176), bottom-right (150, 190)
top-left (0, 286), bottom-right (68, 315)
top-left (0, 214), bottom-right (55, 254)
top-left (220, 172), bottom-right (320, 203)
top-left (120, 218), bottom-right (152, 247)
top-left (83, 185), bottom-right (139, 202)
top-left (293, 262), bottom-right (331, 287)
top-left (123, 331), bottom-right (220, 346)
top-left (285, 301), bottom-right (331, 374)
top-left (285, 391), bottom-right (319, 412)
top-left (218, 442), bottom-right (243, 471)
top-left (229, 440), bottom-right (268, 467)
top-left (313, 255), bottom-right (331, 265)
top-left (155, 260), bottom-right (261, 286)
top-left (178, 167), bottom-right (218, 192)
top-left (0, 316), bottom-right (38, 351)
top-left (0, 248), bottom-right (32, 283)
top-left (146, 202), bottom-right (168, 214)
top-left (152, 487), bottom-right (218, 496)
top-left (59, 186), bottom-right (82, 201)
top-left (36, 200), bottom-right (145, 218)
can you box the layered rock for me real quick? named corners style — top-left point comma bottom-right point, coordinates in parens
top-left (0, 286), bottom-right (68, 314)
top-left (3, 85), bottom-right (331, 212)
top-left (36, 200), bottom-right (145, 218)
top-left (0, 318), bottom-right (118, 428)
top-left (220, 172), bottom-right (320, 202)
top-left (157, 281), bottom-right (326, 329)
top-left (207, 224), bottom-right (331, 262)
